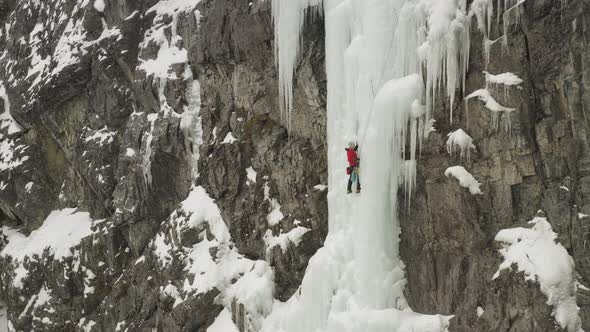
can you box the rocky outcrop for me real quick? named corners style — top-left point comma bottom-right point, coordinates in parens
top-left (195, 0), bottom-right (327, 301)
top-left (0, 0), bottom-right (326, 330)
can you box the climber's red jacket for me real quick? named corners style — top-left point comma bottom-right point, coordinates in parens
top-left (346, 147), bottom-right (359, 167)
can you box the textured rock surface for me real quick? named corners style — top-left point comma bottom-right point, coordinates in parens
top-left (400, 1), bottom-right (590, 331)
top-left (0, 0), bottom-right (326, 330)
top-left (0, 0), bottom-right (588, 331)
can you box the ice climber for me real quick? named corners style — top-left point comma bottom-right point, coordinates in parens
top-left (345, 142), bottom-right (361, 194)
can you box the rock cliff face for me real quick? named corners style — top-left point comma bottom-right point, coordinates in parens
top-left (400, 1), bottom-right (590, 331)
top-left (0, 0), bottom-right (588, 331)
top-left (0, 0), bottom-right (326, 330)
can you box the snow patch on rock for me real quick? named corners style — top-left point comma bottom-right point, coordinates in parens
top-left (264, 226), bottom-right (310, 255)
top-left (0, 135), bottom-right (29, 173)
top-left (465, 88), bottom-right (514, 113)
top-left (493, 216), bottom-right (583, 332)
top-left (465, 88), bottom-right (514, 132)
top-left (445, 166), bottom-right (482, 195)
top-left (149, 186), bottom-right (275, 330)
top-left (446, 129), bottom-right (475, 161)
top-left (484, 71), bottom-right (523, 86)
top-left (246, 166), bottom-right (257, 185)
top-left (125, 148), bottom-right (136, 157)
top-left (84, 126), bottom-right (116, 145)
top-left (1, 209), bottom-right (94, 261)
top-left (476, 306), bottom-right (484, 318)
top-left (221, 132), bottom-right (237, 144)
top-left (0, 82), bottom-right (21, 135)
top-left (263, 181), bottom-right (284, 227)
top-left (313, 184), bottom-right (327, 191)
top-left (93, 0), bottom-right (105, 12)
top-left (207, 308), bottom-right (239, 332)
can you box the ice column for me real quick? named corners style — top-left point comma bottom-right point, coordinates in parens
top-left (271, 0), bottom-right (322, 131)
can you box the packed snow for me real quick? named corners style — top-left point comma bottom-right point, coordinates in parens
top-left (1, 209), bottom-right (94, 261)
top-left (0, 209), bottom-right (95, 288)
top-left (152, 186), bottom-right (275, 330)
top-left (137, 0), bottom-right (204, 183)
top-left (139, 45), bottom-right (188, 79)
top-left (484, 71), bottom-right (523, 86)
top-left (138, 0), bottom-right (201, 79)
top-left (465, 88), bottom-right (514, 131)
top-left (264, 226), bottom-right (310, 255)
top-left (125, 148), bottom-right (136, 157)
top-left (50, 5), bottom-right (89, 77)
top-left (266, 199), bottom-right (284, 227)
top-left (207, 309), bottom-right (239, 332)
top-left (14, 0), bottom-right (127, 92)
top-left (313, 184), bottom-right (327, 191)
top-left (476, 306), bottom-right (484, 318)
top-left (84, 126), bottom-right (116, 145)
top-left (222, 261), bottom-right (275, 324)
top-left (494, 216), bottom-right (583, 332)
top-left (78, 319), bottom-right (97, 332)
top-left (146, 0), bottom-right (202, 17)
top-left (34, 285), bottom-right (53, 308)
top-left (246, 166), bottom-right (257, 184)
top-left (162, 283), bottom-right (183, 308)
top-left (0, 82), bottom-right (21, 134)
top-left (446, 129), bottom-right (476, 161)
top-left (465, 89), bottom-right (514, 113)
top-left (221, 132), bottom-right (237, 144)
top-left (93, 0), bottom-right (105, 12)
top-left (0, 135), bottom-right (29, 173)
top-left (26, 23), bottom-right (51, 87)
top-left (263, 182), bottom-right (285, 227)
top-left (483, 70), bottom-right (523, 104)
top-left (444, 166), bottom-right (482, 195)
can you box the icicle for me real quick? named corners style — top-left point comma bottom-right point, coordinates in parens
top-left (417, 0), bottom-right (472, 126)
top-left (447, 129), bottom-right (476, 161)
top-left (264, 0), bottom-right (509, 330)
top-left (502, 0), bottom-right (526, 49)
top-left (484, 70), bottom-right (523, 103)
top-left (468, 0), bottom-right (528, 66)
top-left (465, 88), bottom-right (515, 132)
top-left (271, 0), bottom-right (323, 132)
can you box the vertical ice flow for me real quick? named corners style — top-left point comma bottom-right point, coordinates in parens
top-left (261, 0), bottom-right (487, 330)
top-left (271, 0), bottom-right (322, 131)
top-left (264, 0), bottom-right (535, 330)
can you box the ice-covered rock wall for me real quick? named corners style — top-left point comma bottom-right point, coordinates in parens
top-left (0, 0), bottom-right (589, 331)
top-left (269, 0), bottom-right (589, 331)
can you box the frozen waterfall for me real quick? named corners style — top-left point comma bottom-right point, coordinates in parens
top-left (263, 0), bottom-right (484, 331)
